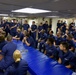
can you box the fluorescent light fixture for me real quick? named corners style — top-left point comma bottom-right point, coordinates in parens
top-left (54, 0), bottom-right (60, 2)
top-left (17, 15), bottom-right (27, 17)
top-left (0, 14), bottom-right (8, 16)
top-left (12, 8), bottom-right (51, 14)
top-left (47, 16), bottom-right (59, 18)
top-left (3, 17), bottom-right (9, 19)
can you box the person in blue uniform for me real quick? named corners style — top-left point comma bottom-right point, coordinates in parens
top-left (56, 20), bottom-right (61, 33)
top-left (48, 22), bottom-right (52, 31)
top-left (4, 50), bottom-right (28, 75)
top-left (44, 38), bottom-right (58, 60)
top-left (31, 21), bottom-right (37, 41)
top-left (38, 30), bottom-right (47, 52)
top-left (1, 20), bottom-right (6, 31)
top-left (38, 22), bottom-right (44, 39)
top-left (16, 20), bottom-right (21, 29)
top-left (22, 20), bottom-right (30, 31)
top-left (60, 20), bottom-right (64, 27)
top-left (43, 21), bottom-right (48, 33)
top-left (22, 33), bottom-right (35, 48)
top-left (0, 35), bottom-right (17, 71)
top-left (10, 19), bottom-right (18, 36)
top-left (0, 34), bottom-right (7, 52)
top-left (48, 30), bottom-right (56, 40)
top-left (62, 29), bottom-right (69, 40)
top-left (66, 34), bottom-right (75, 52)
top-left (69, 22), bottom-right (75, 33)
top-left (4, 22), bottom-right (10, 36)
top-left (58, 42), bottom-right (75, 71)
top-left (55, 32), bottom-right (64, 47)
top-left (73, 29), bottom-right (76, 40)
top-left (69, 26), bottom-right (75, 35)
top-left (61, 23), bottom-right (67, 34)
top-left (13, 29), bottom-right (24, 41)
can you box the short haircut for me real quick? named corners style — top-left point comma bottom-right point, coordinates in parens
top-left (7, 35), bottom-right (12, 41)
top-left (67, 34), bottom-right (73, 39)
top-left (32, 21), bottom-right (35, 23)
top-left (45, 21), bottom-right (48, 22)
top-left (26, 33), bottom-right (30, 37)
top-left (48, 37), bottom-right (55, 44)
top-left (60, 42), bottom-right (69, 50)
top-left (0, 34), bottom-right (5, 42)
top-left (51, 30), bottom-right (53, 34)
top-left (25, 20), bottom-right (27, 22)
top-left (40, 22), bottom-right (43, 24)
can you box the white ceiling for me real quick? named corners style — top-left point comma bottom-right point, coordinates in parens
top-left (0, 0), bottom-right (76, 17)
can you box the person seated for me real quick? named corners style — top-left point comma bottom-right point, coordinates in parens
top-left (62, 29), bottom-right (69, 39)
top-left (0, 34), bottom-right (7, 52)
top-left (44, 38), bottom-right (58, 60)
top-left (22, 33), bottom-right (35, 48)
top-left (66, 34), bottom-right (75, 52)
top-left (38, 30), bottom-right (47, 52)
top-left (4, 50), bottom-right (28, 75)
top-left (58, 42), bottom-right (75, 71)
top-left (0, 35), bottom-right (17, 71)
top-left (22, 30), bottom-right (28, 37)
top-left (13, 29), bottom-right (24, 41)
top-left (48, 30), bottom-right (56, 40)
top-left (70, 26), bottom-right (75, 34)
top-left (55, 32), bottom-right (64, 47)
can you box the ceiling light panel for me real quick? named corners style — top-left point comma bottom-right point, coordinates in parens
top-left (12, 8), bottom-right (51, 14)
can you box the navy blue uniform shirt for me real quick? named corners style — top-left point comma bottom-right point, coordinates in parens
top-left (55, 37), bottom-right (64, 45)
top-left (16, 32), bottom-right (24, 41)
top-left (26, 36), bottom-right (35, 48)
top-left (40, 33), bottom-right (47, 41)
top-left (45, 44), bottom-right (58, 60)
top-left (38, 26), bottom-right (43, 31)
top-left (57, 23), bottom-right (61, 28)
top-left (59, 50), bottom-right (75, 70)
top-left (66, 39), bottom-right (75, 50)
top-left (10, 23), bottom-right (17, 32)
top-left (31, 25), bottom-right (37, 31)
top-left (43, 24), bottom-right (48, 33)
top-left (0, 42), bottom-right (17, 69)
top-left (23, 24), bottom-right (29, 31)
top-left (4, 59), bottom-right (28, 75)
top-left (48, 35), bottom-right (56, 40)
top-left (0, 41), bottom-right (7, 50)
